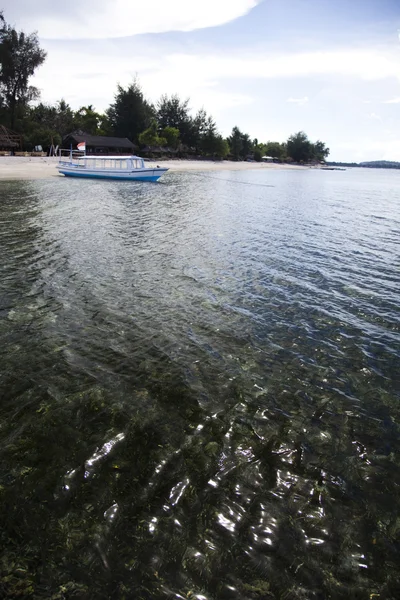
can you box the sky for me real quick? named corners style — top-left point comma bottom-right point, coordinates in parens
top-left (3, 0), bottom-right (400, 161)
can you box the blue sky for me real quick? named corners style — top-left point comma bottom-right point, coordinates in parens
top-left (4, 0), bottom-right (400, 161)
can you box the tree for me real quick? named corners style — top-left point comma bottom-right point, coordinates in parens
top-left (24, 127), bottom-right (61, 152)
top-left (74, 105), bottom-right (104, 136)
top-left (241, 133), bottom-right (253, 158)
top-left (162, 126), bottom-right (180, 149)
top-left (25, 102), bottom-right (58, 150)
top-left (23, 99), bottom-right (76, 150)
top-left (53, 100), bottom-right (75, 137)
top-left (264, 141), bottom-right (286, 160)
top-left (312, 140), bottom-right (330, 161)
top-left (201, 132), bottom-right (229, 158)
top-left (228, 126), bottom-right (244, 160)
top-left (254, 148), bottom-right (262, 162)
top-left (138, 119), bottom-right (166, 147)
top-left (286, 131), bottom-right (313, 163)
top-left (228, 127), bottom-right (254, 160)
top-left (0, 12), bottom-right (46, 129)
top-left (106, 79), bottom-right (155, 144)
top-left (183, 108), bottom-right (211, 152)
top-left (286, 132), bottom-right (330, 163)
top-left (200, 119), bottom-right (229, 158)
top-left (28, 100), bottom-right (74, 135)
top-left (157, 94), bottom-right (192, 145)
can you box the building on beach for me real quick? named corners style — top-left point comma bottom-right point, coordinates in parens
top-left (63, 132), bottom-right (136, 155)
top-left (0, 125), bottom-right (22, 154)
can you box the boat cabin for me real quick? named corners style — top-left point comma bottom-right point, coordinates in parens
top-left (76, 156), bottom-right (145, 170)
top-left (58, 154), bottom-right (146, 170)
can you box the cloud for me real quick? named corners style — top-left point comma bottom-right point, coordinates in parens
top-left (383, 97), bottom-right (400, 104)
top-left (337, 139), bottom-right (400, 162)
top-left (165, 48), bottom-right (400, 82)
top-left (32, 43), bottom-right (400, 116)
top-left (3, 0), bottom-right (262, 39)
top-left (32, 41), bottom-right (255, 117)
top-left (369, 112), bottom-right (382, 120)
top-left (287, 96), bottom-right (309, 105)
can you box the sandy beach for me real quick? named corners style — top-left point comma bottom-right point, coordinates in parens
top-left (0, 156), bottom-right (306, 180)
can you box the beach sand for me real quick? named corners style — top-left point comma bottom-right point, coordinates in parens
top-left (0, 156), bottom-right (306, 181)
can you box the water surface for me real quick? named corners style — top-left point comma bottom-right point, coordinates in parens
top-left (0, 167), bottom-right (399, 599)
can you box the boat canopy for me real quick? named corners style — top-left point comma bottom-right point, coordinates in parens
top-left (77, 155), bottom-right (143, 160)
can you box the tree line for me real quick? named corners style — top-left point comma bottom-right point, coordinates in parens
top-left (0, 11), bottom-right (330, 162)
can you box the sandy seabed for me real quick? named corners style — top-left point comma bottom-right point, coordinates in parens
top-left (0, 156), bottom-right (306, 181)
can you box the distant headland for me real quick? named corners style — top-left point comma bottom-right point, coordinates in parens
top-left (328, 160), bottom-right (400, 170)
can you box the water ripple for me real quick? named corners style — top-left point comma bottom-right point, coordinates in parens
top-left (0, 169), bottom-right (399, 598)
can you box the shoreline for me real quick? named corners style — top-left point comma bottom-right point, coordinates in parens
top-left (0, 156), bottom-right (307, 181)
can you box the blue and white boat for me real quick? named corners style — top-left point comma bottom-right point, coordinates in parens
top-left (58, 155), bottom-right (168, 182)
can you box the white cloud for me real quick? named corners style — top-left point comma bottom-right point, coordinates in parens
top-left (287, 96), bottom-right (309, 105)
top-left (162, 48), bottom-right (400, 82)
top-left (369, 112), bottom-right (382, 121)
top-left (32, 43), bottom-right (400, 118)
top-left (33, 41), bottom-right (255, 117)
top-left (336, 139), bottom-right (400, 162)
top-left (4, 0), bottom-right (261, 39)
top-left (383, 97), bottom-right (400, 104)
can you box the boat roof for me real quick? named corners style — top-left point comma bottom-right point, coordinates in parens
top-left (77, 155), bottom-right (143, 160)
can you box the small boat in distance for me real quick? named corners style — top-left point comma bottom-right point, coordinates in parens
top-left (58, 154), bottom-right (168, 182)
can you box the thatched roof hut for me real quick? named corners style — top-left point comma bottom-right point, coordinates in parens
top-left (141, 145), bottom-right (178, 157)
top-left (0, 125), bottom-right (22, 150)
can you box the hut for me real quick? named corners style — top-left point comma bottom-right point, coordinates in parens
top-left (141, 145), bottom-right (178, 159)
top-left (62, 132), bottom-right (136, 155)
top-left (0, 125), bottom-right (22, 154)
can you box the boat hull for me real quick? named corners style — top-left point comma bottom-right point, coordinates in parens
top-left (58, 167), bottom-right (168, 182)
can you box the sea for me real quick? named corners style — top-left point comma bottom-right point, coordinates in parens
top-left (0, 167), bottom-right (399, 599)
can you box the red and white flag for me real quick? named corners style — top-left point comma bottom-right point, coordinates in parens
top-left (77, 142), bottom-right (86, 152)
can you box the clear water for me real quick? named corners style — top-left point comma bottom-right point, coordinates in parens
top-left (0, 168), bottom-right (399, 599)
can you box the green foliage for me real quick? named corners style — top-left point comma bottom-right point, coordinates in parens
top-left (313, 139), bottom-right (330, 161)
top-left (157, 94), bottom-right (192, 144)
top-left (200, 121), bottom-right (229, 158)
top-left (263, 141), bottom-right (286, 160)
top-left (154, 99), bottom-right (229, 157)
top-left (0, 12), bottom-right (46, 128)
top-left (214, 136), bottom-right (230, 158)
top-left (22, 100), bottom-right (80, 151)
top-left (25, 127), bottom-right (61, 151)
top-left (106, 79), bottom-right (155, 144)
top-left (228, 127), bottom-right (254, 160)
top-left (187, 108), bottom-right (209, 151)
top-left (286, 131), bottom-right (330, 162)
top-left (162, 126), bottom-right (180, 149)
top-left (254, 148), bottom-right (262, 162)
top-left (138, 119), bottom-right (166, 147)
top-left (54, 99), bottom-right (75, 136)
top-left (286, 131), bottom-right (313, 162)
top-left (241, 133), bottom-right (253, 157)
top-left (228, 126), bottom-right (244, 160)
top-left (27, 99), bottom-right (74, 135)
top-left (74, 104), bottom-right (104, 135)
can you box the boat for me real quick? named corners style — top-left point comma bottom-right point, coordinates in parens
top-left (58, 154), bottom-right (168, 182)
top-left (320, 167), bottom-right (346, 171)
